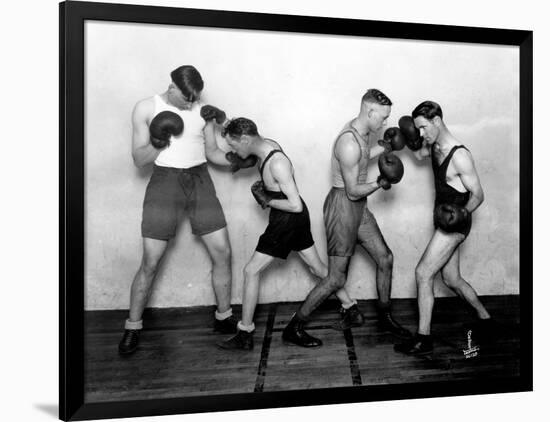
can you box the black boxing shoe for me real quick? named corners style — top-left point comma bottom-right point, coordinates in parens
top-left (378, 311), bottom-right (412, 338)
top-left (118, 329), bottom-right (140, 355)
top-left (332, 304), bottom-right (365, 331)
top-left (394, 333), bottom-right (433, 355)
top-left (282, 314), bottom-right (323, 347)
top-left (217, 330), bottom-right (254, 351)
top-left (213, 315), bottom-right (239, 334)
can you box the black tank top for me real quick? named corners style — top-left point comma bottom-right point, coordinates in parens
top-left (260, 149), bottom-right (288, 200)
top-left (431, 145), bottom-right (471, 207)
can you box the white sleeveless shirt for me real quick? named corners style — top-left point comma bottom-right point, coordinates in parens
top-left (153, 95), bottom-right (207, 169)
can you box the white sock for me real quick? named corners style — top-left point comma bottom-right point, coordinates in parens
top-left (215, 308), bottom-right (233, 320)
top-left (237, 321), bottom-right (255, 333)
top-left (342, 299), bottom-right (357, 310)
top-left (125, 319), bottom-right (143, 330)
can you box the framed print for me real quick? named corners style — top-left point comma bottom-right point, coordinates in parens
top-left (60, 1), bottom-right (533, 420)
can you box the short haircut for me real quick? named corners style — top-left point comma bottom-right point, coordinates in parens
top-left (223, 117), bottom-right (259, 138)
top-left (170, 65), bottom-right (204, 101)
top-left (412, 101), bottom-right (443, 120)
top-left (361, 89), bottom-right (392, 106)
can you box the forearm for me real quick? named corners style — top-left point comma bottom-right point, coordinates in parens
top-left (132, 144), bottom-right (160, 168)
top-left (369, 145), bottom-right (386, 160)
top-left (267, 198), bottom-right (302, 213)
top-left (465, 191), bottom-right (484, 213)
top-left (346, 181), bottom-right (380, 200)
top-left (206, 148), bottom-right (231, 166)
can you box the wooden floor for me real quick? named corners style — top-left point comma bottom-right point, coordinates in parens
top-left (84, 295), bottom-right (520, 403)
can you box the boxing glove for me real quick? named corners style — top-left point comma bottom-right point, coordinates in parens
top-left (251, 180), bottom-right (273, 209)
top-left (200, 105), bottom-right (227, 125)
top-left (378, 152), bottom-right (404, 184)
top-left (377, 175), bottom-right (392, 190)
top-left (378, 127), bottom-right (406, 153)
top-left (226, 152), bottom-right (258, 173)
top-left (398, 115), bottom-right (423, 151)
top-left (149, 111), bottom-right (184, 149)
top-left (434, 203), bottom-right (470, 233)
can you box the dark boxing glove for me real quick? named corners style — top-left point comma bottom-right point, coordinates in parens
top-left (378, 127), bottom-right (406, 153)
top-left (251, 180), bottom-right (272, 209)
top-left (376, 175), bottom-right (392, 190)
top-left (200, 105), bottom-right (227, 125)
top-left (149, 111), bottom-right (184, 149)
top-left (226, 152), bottom-right (258, 173)
top-left (434, 203), bottom-right (470, 233)
top-left (378, 152), bottom-right (404, 185)
top-left (398, 115), bottom-right (423, 151)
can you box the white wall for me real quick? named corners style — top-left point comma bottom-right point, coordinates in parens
top-left (84, 20), bottom-right (519, 309)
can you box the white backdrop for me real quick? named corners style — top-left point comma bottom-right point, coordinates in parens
top-left (3, 0), bottom-right (548, 421)
top-left (85, 20), bottom-right (519, 310)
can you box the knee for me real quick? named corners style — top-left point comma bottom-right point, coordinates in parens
top-left (315, 264), bottom-right (329, 279)
top-left (378, 250), bottom-right (393, 271)
top-left (141, 259), bottom-right (160, 277)
top-left (243, 262), bottom-right (261, 280)
top-left (442, 275), bottom-right (461, 290)
top-left (327, 273), bottom-right (346, 291)
top-left (415, 265), bottom-right (431, 287)
top-left (211, 244), bottom-right (231, 266)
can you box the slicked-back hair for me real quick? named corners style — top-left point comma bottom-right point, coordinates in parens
top-left (412, 101), bottom-right (443, 120)
top-left (362, 89), bottom-right (392, 106)
top-left (222, 117), bottom-right (259, 139)
top-left (170, 65), bottom-right (204, 101)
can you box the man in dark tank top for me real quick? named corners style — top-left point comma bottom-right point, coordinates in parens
top-left (217, 117), bottom-right (330, 350)
top-left (395, 101), bottom-right (494, 356)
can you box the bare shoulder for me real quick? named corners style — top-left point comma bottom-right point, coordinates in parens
top-left (334, 132), bottom-right (360, 161)
top-left (270, 151), bottom-right (293, 174)
top-left (132, 96), bottom-right (155, 122)
top-left (452, 147), bottom-right (475, 171)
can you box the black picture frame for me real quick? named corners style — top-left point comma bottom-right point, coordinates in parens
top-left (59, 1), bottom-right (533, 420)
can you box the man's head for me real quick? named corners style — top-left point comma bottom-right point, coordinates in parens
top-left (412, 101), bottom-right (444, 145)
top-left (223, 117), bottom-right (260, 158)
top-left (168, 65), bottom-right (204, 110)
top-left (360, 89), bottom-right (392, 132)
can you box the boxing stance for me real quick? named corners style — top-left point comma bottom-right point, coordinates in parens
top-left (282, 89), bottom-right (410, 348)
top-left (119, 65), bottom-right (254, 355)
top-left (394, 101), bottom-right (492, 355)
top-left (217, 117), bottom-right (333, 350)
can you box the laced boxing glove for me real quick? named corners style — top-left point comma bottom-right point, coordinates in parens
top-left (200, 105), bottom-right (227, 125)
top-left (225, 152), bottom-right (257, 173)
top-left (434, 203), bottom-right (470, 233)
top-left (378, 152), bottom-right (404, 186)
top-left (398, 115), bottom-right (423, 151)
top-left (378, 127), bottom-right (406, 153)
top-left (251, 180), bottom-right (273, 209)
top-left (149, 111), bottom-right (184, 149)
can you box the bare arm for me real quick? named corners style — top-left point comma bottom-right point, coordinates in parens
top-left (369, 143), bottom-right (386, 160)
top-left (336, 134), bottom-right (380, 201)
top-left (266, 157), bottom-right (303, 213)
top-left (131, 99), bottom-right (161, 168)
top-left (204, 121), bottom-right (231, 166)
top-left (453, 149), bottom-right (484, 213)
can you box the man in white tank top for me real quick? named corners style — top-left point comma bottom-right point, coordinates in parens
top-left (119, 65), bottom-right (252, 355)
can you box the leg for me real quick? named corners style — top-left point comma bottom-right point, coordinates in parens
top-left (241, 252), bottom-right (275, 326)
top-left (416, 230), bottom-right (465, 335)
top-left (357, 209), bottom-right (393, 306)
top-left (441, 248), bottom-right (491, 319)
top-left (297, 255), bottom-right (350, 318)
top-left (297, 246), bottom-right (355, 306)
top-left (119, 237), bottom-right (168, 355)
top-left (201, 228), bottom-right (232, 314)
top-left (129, 237), bottom-right (169, 321)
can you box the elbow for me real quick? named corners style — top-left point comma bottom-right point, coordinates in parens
top-left (132, 153), bottom-right (146, 169)
top-left (345, 188), bottom-right (360, 201)
top-left (289, 201), bottom-right (303, 213)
